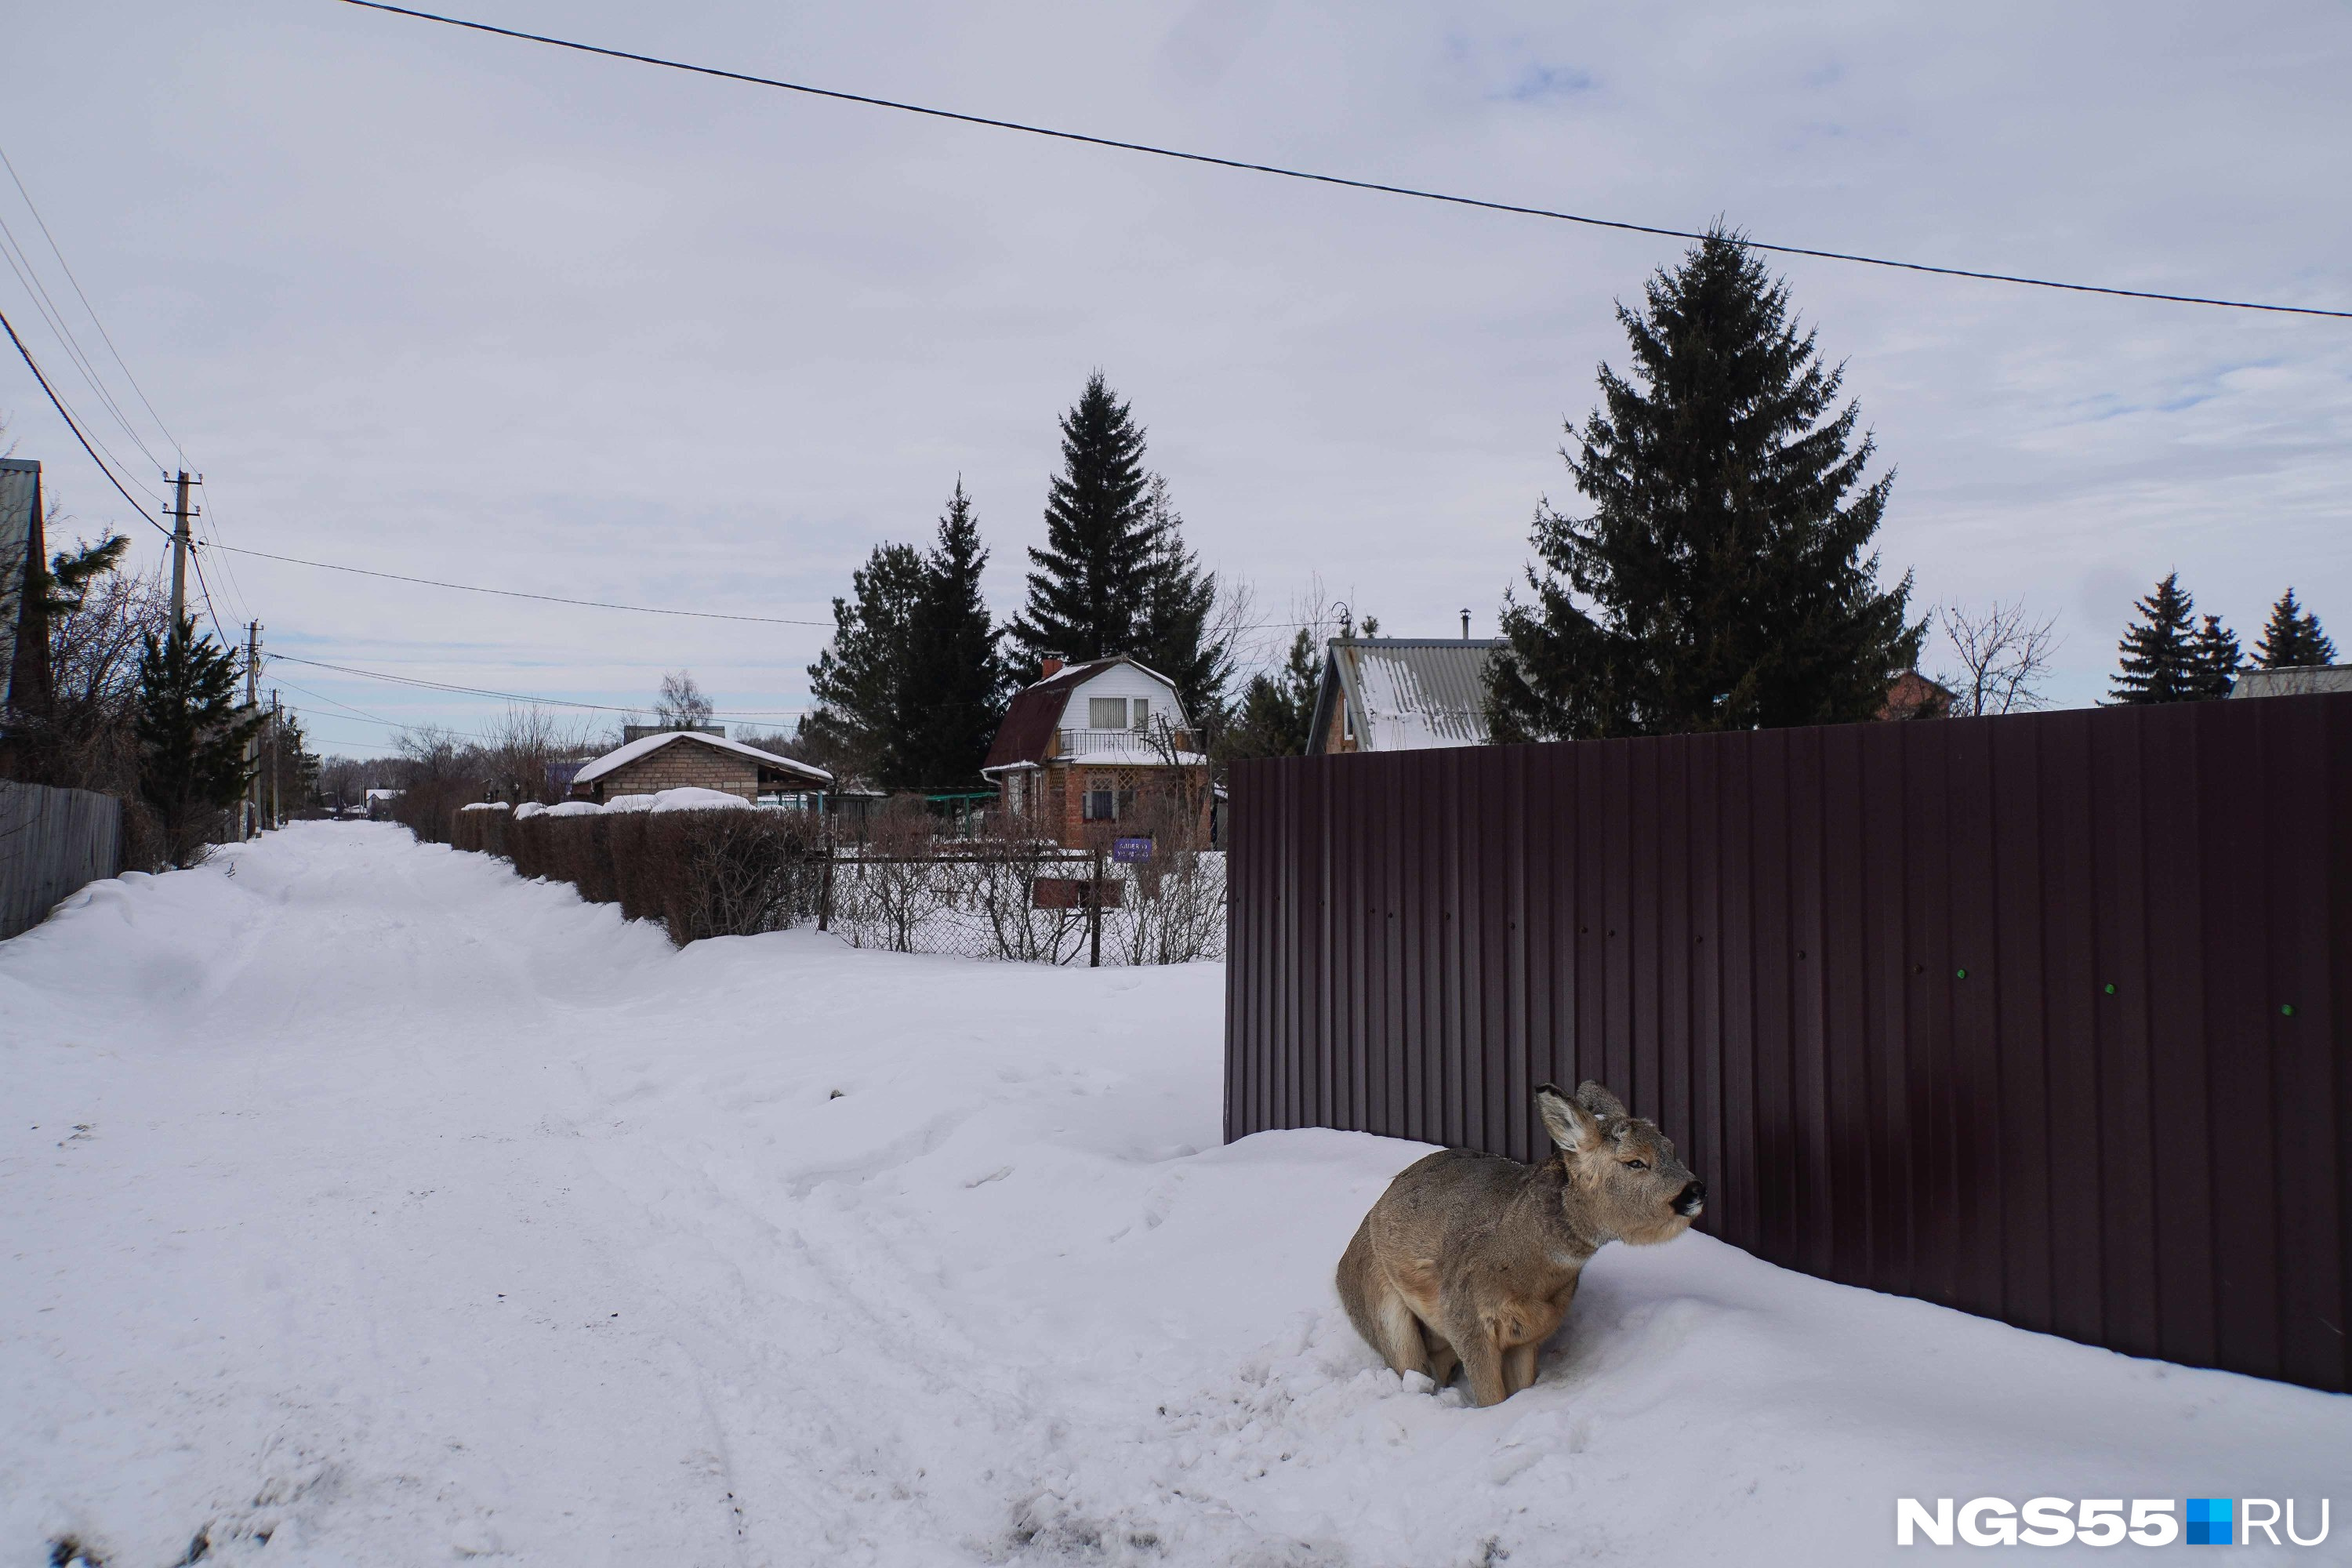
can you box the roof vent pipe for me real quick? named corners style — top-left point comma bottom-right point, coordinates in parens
top-left (1461, 608), bottom-right (1471, 640)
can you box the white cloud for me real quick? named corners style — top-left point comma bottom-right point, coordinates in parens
top-left (4, 0), bottom-right (2346, 746)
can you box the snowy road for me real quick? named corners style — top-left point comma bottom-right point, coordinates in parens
top-left (4, 824), bottom-right (2345, 1566)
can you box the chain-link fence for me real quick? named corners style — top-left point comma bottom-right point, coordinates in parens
top-left (823, 844), bottom-right (1225, 966)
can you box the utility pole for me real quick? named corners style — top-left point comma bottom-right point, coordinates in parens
top-left (269, 691), bottom-right (282, 830)
top-left (164, 471), bottom-right (198, 636)
top-left (245, 622), bottom-right (263, 837)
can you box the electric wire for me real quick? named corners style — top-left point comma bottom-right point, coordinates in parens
top-left (209, 540), bottom-right (838, 626)
top-left (187, 538), bottom-right (234, 651)
top-left (271, 652), bottom-right (811, 717)
top-left (0, 142), bottom-right (185, 460)
top-left (339, 0), bottom-right (2352, 321)
top-left (0, 232), bottom-right (167, 499)
top-left (0, 215), bottom-right (166, 483)
top-left (0, 304), bottom-right (172, 535)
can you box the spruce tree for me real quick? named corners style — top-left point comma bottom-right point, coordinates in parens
top-left (1008, 372), bottom-right (1156, 669)
top-left (887, 481), bottom-right (1011, 788)
top-left (1132, 474), bottom-right (1232, 727)
top-left (800, 543), bottom-right (926, 783)
top-left (135, 616), bottom-right (263, 866)
top-left (2108, 573), bottom-right (2204, 703)
top-left (2252, 587), bottom-right (2336, 670)
top-left (1488, 228), bottom-right (1921, 741)
top-left (2190, 614), bottom-right (2241, 700)
top-left (1215, 628), bottom-right (1321, 760)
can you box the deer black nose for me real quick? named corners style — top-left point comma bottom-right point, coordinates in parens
top-left (1674, 1181), bottom-right (1706, 1216)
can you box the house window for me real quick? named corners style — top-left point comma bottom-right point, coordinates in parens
top-left (1343, 702), bottom-right (1355, 742)
top-left (1089, 697), bottom-right (1127, 730)
top-left (1131, 697), bottom-right (1149, 731)
top-left (1083, 786), bottom-right (1116, 821)
top-left (1005, 772), bottom-right (1025, 812)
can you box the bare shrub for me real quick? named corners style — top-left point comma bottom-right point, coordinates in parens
top-left (1105, 790), bottom-right (1225, 965)
top-left (831, 796), bottom-right (946, 953)
top-left (390, 727), bottom-right (483, 845)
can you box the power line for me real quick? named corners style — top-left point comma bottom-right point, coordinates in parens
top-left (209, 540), bottom-right (837, 625)
top-left (0, 143), bottom-right (184, 460)
top-left (0, 303), bottom-right (172, 535)
top-left (270, 652), bottom-right (811, 717)
top-left (0, 230), bottom-right (167, 495)
top-left (340, 0), bottom-right (2350, 321)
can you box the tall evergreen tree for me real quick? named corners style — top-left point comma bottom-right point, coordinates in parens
top-left (887, 481), bottom-right (1011, 787)
top-left (135, 615), bottom-right (263, 865)
top-left (1007, 372), bottom-right (1156, 670)
top-left (2190, 613), bottom-right (2241, 700)
top-left (2108, 572), bottom-right (2205, 704)
top-left (2252, 587), bottom-right (2336, 669)
top-left (1214, 628), bottom-right (1321, 761)
top-left (800, 543), bottom-right (926, 784)
top-left (1132, 474), bottom-right (1232, 727)
top-left (1488, 229), bottom-right (1922, 742)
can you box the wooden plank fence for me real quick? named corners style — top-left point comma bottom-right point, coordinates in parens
top-left (0, 779), bottom-right (123, 940)
top-left (1225, 693), bottom-right (2352, 1392)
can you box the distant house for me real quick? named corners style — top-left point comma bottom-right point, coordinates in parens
top-left (1307, 637), bottom-right (1507, 755)
top-left (2230, 666), bottom-right (2352, 699)
top-left (1879, 670), bottom-right (1955, 720)
top-left (570, 730), bottom-right (831, 804)
top-left (981, 655), bottom-right (1210, 846)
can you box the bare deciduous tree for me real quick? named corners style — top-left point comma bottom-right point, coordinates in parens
top-left (1935, 601), bottom-right (2061, 717)
top-left (655, 670), bottom-right (715, 729)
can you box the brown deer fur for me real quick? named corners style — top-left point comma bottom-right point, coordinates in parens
top-left (1336, 1081), bottom-right (1706, 1407)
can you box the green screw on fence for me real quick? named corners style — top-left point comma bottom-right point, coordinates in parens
top-left (1955, 967), bottom-right (1968, 979)
top-left (2281, 1004), bottom-right (2296, 1017)
top-left (2104, 983), bottom-right (2116, 995)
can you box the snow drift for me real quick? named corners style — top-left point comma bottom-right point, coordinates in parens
top-left (2, 824), bottom-right (2343, 1566)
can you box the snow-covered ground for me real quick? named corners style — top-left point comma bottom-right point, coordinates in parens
top-left (3, 824), bottom-right (2344, 1566)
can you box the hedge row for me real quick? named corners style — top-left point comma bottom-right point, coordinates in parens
top-left (448, 803), bottom-right (825, 946)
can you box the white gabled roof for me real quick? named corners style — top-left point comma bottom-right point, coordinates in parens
top-left (1310, 638), bottom-right (1508, 753)
top-left (574, 729), bottom-right (833, 788)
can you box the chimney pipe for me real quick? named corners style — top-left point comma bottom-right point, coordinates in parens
top-left (1041, 654), bottom-right (1065, 680)
top-left (1461, 608), bottom-right (1471, 640)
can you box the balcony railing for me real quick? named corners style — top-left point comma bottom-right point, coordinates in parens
top-left (1056, 728), bottom-right (1196, 760)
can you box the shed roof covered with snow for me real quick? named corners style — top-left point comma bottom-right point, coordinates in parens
top-left (1308, 637), bottom-right (1507, 754)
top-left (573, 730), bottom-right (831, 790)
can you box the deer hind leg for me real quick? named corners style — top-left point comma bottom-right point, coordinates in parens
top-left (1456, 1323), bottom-right (1512, 1407)
top-left (1372, 1289), bottom-right (1434, 1379)
top-left (1424, 1332), bottom-right (1461, 1390)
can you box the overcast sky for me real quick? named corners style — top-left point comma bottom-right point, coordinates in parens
top-left (6, 0), bottom-right (2348, 757)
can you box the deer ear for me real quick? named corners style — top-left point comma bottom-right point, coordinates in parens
top-left (1575, 1080), bottom-right (1628, 1123)
top-left (1536, 1083), bottom-right (1601, 1155)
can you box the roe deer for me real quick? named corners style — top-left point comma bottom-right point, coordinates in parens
top-left (1336, 1080), bottom-right (1705, 1407)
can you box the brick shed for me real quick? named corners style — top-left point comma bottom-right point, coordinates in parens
top-left (570, 731), bottom-right (832, 804)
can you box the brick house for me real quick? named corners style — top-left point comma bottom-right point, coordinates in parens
top-left (980, 655), bottom-right (1211, 848)
top-left (569, 730), bottom-right (832, 804)
top-left (1306, 637), bottom-right (1507, 755)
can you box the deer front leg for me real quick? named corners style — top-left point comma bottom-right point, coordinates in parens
top-left (1457, 1323), bottom-right (1511, 1407)
top-left (1504, 1341), bottom-right (1539, 1396)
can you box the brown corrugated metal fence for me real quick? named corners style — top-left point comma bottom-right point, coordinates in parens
top-left (1224, 694), bottom-right (2351, 1392)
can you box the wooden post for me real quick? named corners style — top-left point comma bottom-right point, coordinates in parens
top-left (1088, 841), bottom-right (1104, 967)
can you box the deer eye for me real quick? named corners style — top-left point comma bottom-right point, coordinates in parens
top-left (1623, 1158), bottom-right (1649, 1171)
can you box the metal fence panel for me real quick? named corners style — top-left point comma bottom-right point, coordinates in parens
top-left (0, 780), bottom-right (123, 940)
top-left (1224, 694), bottom-right (2352, 1393)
